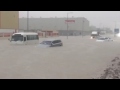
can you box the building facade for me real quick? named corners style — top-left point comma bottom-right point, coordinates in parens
top-left (0, 11), bottom-right (19, 38)
top-left (19, 17), bottom-right (90, 34)
top-left (0, 11), bottom-right (19, 29)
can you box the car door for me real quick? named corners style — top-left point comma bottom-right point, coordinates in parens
top-left (52, 40), bottom-right (58, 47)
top-left (52, 40), bottom-right (61, 47)
top-left (57, 40), bottom-right (62, 46)
top-left (105, 37), bottom-right (109, 41)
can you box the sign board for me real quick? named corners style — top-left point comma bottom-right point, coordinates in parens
top-left (114, 28), bottom-right (119, 34)
top-left (65, 20), bottom-right (75, 23)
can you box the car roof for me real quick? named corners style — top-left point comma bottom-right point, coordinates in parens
top-left (13, 32), bottom-right (38, 35)
top-left (45, 39), bottom-right (61, 41)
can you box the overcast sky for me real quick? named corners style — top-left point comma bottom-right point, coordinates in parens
top-left (19, 11), bottom-right (120, 30)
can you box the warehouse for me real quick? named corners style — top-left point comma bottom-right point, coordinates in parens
top-left (0, 11), bottom-right (19, 38)
top-left (19, 17), bottom-right (90, 36)
top-left (0, 11), bottom-right (19, 30)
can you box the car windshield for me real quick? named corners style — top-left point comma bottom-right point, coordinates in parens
top-left (40, 41), bottom-right (52, 45)
top-left (11, 35), bottom-right (23, 41)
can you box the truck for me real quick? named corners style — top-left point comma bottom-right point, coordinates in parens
top-left (91, 31), bottom-right (100, 39)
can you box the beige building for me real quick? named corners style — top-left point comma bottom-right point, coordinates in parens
top-left (0, 11), bottom-right (19, 29)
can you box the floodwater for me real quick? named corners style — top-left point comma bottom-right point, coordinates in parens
top-left (0, 36), bottom-right (120, 79)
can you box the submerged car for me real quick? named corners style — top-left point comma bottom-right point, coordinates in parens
top-left (96, 37), bottom-right (113, 42)
top-left (39, 39), bottom-right (63, 47)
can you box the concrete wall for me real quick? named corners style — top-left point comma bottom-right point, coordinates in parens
top-left (0, 29), bottom-right (15, 33)
top-left (0, 11), bottom-right (19, 29)
top-left (19, 17), bottom-right (90, 31)
top-left (58, 30), bottom-right (92, 36)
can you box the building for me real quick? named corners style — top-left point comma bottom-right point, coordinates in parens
top-left (0, 11), bottom-right (19, 30)
top-left (0, 11), bottom-right (19, 38)
top-left (19, 17), bottom-right (90, 36)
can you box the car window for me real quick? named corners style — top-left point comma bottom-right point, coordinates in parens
top-left (24, 37), bottom-right (26, 41)
top-left (98, 38), bottom-right (105, 40)
top-left (52, 40), bottom-right (58, 44)
top-left (57, 40), bottom-right (61, 43)
top-left (41, 41), bottom-right (52, 45)
top-left (105, 38), bottom-right (108, 39)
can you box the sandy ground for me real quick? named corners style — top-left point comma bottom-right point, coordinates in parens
top-left (0, 35), bottom-right (120, 79)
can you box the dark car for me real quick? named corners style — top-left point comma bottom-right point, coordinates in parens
top-left (39, 39), bottom-right (63, 47)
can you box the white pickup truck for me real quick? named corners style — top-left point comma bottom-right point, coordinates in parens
top-left (91, 31), bottom-right (100, 39)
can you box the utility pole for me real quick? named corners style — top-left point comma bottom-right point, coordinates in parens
top-left (114, 22), bottom-right (117, 37)
top-left (82, 19), bottom-right (84, 37)
top-left (27, 11), bottom-right (29, 31)
top-left (66, 12), bottom-right (73, 39)
top-left (67, 13), bottom-right (68, 39)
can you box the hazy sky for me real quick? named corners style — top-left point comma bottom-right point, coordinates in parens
top-left (19, 11), bottom-right (120, 30)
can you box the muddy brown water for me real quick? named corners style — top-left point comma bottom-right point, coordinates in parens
top-left (0, 36), bottom-right (120, 79)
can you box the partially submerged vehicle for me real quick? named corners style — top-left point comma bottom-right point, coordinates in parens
top-left (91, 31), bottom-right (100, 39)
top-left (38, 39), bottom-right (63, 47)
top-left (9, 32), bottom-right (39, 45)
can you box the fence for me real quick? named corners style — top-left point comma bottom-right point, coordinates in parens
top-left (0, 33), bottom-right (13, 37)
top-left (0, 32), bottom-right (59, 38)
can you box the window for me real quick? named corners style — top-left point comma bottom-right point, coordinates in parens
top-left (52, 40), bottom-right (61, 44)
top-left (35, 35), bottom-right (39, 40)
top-left (57, 40), bottom-right (61, 43)
top-left (98, 38), bottom-right (105, 40)
top-left (11, 34), bottom-right (23, 41)
top-left (27, 35), bottom-right (39, 40)
top-left (52, 40), bottom-right (57, 44)
top-left (24, 37), bottom-right (26, 41)
top-left (41, 41), bottom-right (52, 45)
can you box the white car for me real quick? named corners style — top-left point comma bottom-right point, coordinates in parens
top-left (96, 37), bottom-right (113, 42)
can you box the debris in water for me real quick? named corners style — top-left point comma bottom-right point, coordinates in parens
top-left (96, 57), bottom-right (120, 79)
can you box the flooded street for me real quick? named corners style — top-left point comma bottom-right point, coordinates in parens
top-left (0, 36), bottom-right (120, 79)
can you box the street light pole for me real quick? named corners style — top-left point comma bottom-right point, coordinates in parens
top-left (82, 19), bottom-right (84, 37)
top-left (67, 12), bottom-right (73, 39)
top-left (67, 13), bottom-right (68, 39)
top-left (27, 11), bottom-right (29, 31)
top-left (114, 22), bottom-right (117, 37)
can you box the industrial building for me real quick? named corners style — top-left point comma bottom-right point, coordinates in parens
top-left (0, 11), bottom-right (19, 38)
top-left (0, 11), bottom-right (19, 29)
top-left (0, 15), bottom-right (90, 37)
top-left (19, 17), bottom-right (90, 36)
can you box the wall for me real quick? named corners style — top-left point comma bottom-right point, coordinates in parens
top-left (0, 29), bottom-right (15, 37)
